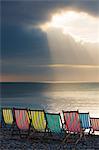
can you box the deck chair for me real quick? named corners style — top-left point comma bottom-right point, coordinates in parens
top-left (45, 112), bottom-right (64, 141)
top-left (2, 108), bottom-right (14, 129)
top-left (28, 109), bottom-right (47, 139)
top-left (79, 112), bottom-right (91, 134)
top-left (14, 108), bottom-right (30, 138)
top-left (90, 118), bottom-right (99, 133)
top-left (28, 109), bottom-right (50, 149)
top-left (63, 111), bottom-right (83, 144)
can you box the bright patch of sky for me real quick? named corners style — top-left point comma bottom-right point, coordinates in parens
top-left (40, 11), bottom-right (99, 43)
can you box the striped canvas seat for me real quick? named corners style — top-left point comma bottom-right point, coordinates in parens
top-left (63, 111), bottom-right (81, 133)
top-left (62, 111), bottom-right (84, 145)
top-left (2, 108), bottom-right (13, 125)
top-left (28, 110), bottom-right (46, 132)
top-left (14, 109), bottom-right (30, 130)
top-left (45, 113), bottom-right (63, 134)
top-left (90, 118), bottom-right (99, 132)
top-left (79, 113), bottom-right (91, 129)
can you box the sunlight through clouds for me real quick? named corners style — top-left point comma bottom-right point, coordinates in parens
top-left (38, 10), bottom-right (99, 82)
top-left (40, 11), bottom-right (99, 43)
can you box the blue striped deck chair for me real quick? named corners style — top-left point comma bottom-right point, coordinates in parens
top-left (79, 112), bottom-right (91, 134)
top-left (45, 112), bottom-right (64, 141)
top-left (63, 111), bottom-right (84, 144)
top-left (2, 108), bottom-right (14, 130)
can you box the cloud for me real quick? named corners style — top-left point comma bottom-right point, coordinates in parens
top-left (1, 29), bottom-right (99, 82)
top-left (44, 28), bottom-right (99, 65)
top-left (1, 1), bottom-right (99, 27)
top-left (40, 11), bottom-right (99, 43)
top-left (1, 1), bottom-right (99, 82)
top-left (1, 24), bottom-right (51, 63)
top-left (1, 66), bottom-right (99, 82)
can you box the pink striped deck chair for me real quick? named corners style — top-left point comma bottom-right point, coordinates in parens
top-left (63, 111), bottom-right (83, 144)
top-left (14, 108), bottom-right (30, 137)
top-left (90, 118), bottom-right (99, 133)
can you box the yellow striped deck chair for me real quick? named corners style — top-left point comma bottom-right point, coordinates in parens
top-left (2, 108), bottom-right (13, 128)
top-left (28, 110), bottom-right (46, 132)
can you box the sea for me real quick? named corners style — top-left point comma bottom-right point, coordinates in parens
top-left (0, 82), bottom-right (99, 117)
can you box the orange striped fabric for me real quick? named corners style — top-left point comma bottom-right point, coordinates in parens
top-left (90, 118), bottom-right (99, 131)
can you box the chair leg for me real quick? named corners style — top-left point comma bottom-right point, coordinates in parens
top-left (62, 133), bottom-right (71, 144)
top-left (56, 133), bottom-right (70, 150)
top-left (75, 133), bottom-right (83, 145)
top-left (11, 121), bottom-right (19, 136)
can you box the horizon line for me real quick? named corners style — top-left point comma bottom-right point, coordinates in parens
top-left (0, 81), bottom-right (99, 83)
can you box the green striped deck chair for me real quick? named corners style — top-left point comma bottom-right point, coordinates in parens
top-left (14, 108), bottom-right (30, 138)
top-left (63, 111), bottom-right (83, 144)
top-left (45, 112), bottom-right (64, 141)
top-left (90, 118), bottom-right (99, 133)
top-left (2, 108), bottom-right (14, 129)
top-left (79, 112), bottom-right (91, 134)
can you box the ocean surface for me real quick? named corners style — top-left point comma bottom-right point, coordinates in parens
top-left (0, 82), bottom-right (99, 117)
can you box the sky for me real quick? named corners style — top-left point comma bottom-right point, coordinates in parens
top-left (1, 0), bottom-right (99, 82)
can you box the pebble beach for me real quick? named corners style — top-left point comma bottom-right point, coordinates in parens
top-left (0, 128), bottom-right (99, 150)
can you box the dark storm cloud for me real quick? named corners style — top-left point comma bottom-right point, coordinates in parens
top-left (1, 24), bottom-right (51, 62)
top-left (1, 1), bottom-right (99, 27)
top-left (1, 0), bottom-right (98, 59)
